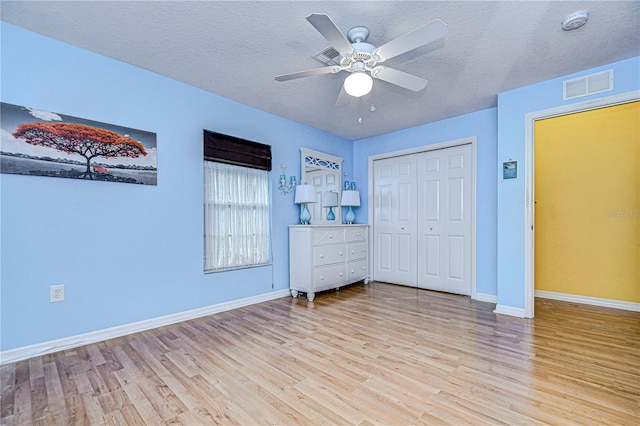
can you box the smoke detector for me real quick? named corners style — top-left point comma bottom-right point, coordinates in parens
top-left (562, 10), bottom-right (589, 31)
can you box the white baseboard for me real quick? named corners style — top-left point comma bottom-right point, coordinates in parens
top-left (0, 289), bottom-right (291, 365)
top-left (535, 290), bottom-right (640, 312)
top-left (493, 304), bottom-right (526, 318)
top-left (474, 292), bottom-right (497, 304)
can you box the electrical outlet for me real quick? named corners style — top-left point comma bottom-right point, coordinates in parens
top-left (50, 285), bottom-right (65, 303)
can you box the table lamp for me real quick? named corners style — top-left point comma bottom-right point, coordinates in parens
top-left (341, 190), bottom-right (360, 224)
top-left (322, 191), bottom-right (339, 221)
top-left (294, 184), bottom-right (317, 224)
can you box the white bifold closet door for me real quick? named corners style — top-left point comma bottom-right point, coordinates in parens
top-left (374, 144), bottom-right (472, 295)
top-left (416, 144), bottom-right (472, 295)
top-left (373, 154), bottom-right (418, 286)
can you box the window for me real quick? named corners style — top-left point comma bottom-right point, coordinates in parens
top-left (204, 161), bottom-right (271, 272)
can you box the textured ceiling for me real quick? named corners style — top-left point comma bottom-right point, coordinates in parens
top-left (1, 1), bottom-right (639, 140)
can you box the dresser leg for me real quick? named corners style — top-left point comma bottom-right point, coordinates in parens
top-left (307, 292), bottom-right (315, 302)
top-left (364, 278), bottom-right (370, 285)
top-left (291, 289), bottom-right (299, 298)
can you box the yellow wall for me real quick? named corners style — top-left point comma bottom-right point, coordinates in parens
top-left (534, 101), bottom-right (639, 303)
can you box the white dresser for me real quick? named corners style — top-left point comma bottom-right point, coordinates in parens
top-left (289, 224), bottom-right (369, 301)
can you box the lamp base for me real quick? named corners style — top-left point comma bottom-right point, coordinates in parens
top-left (345, 206), bottom-right (356, 224)
top-left (300, 203), bottom-right (312, 225)
top-left (327, 206), bottom-right (335, 221)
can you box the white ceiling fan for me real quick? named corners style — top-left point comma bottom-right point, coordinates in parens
top-left (275, 13), bottom-right (448, 105)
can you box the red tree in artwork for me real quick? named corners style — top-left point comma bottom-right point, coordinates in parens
top-left (12, 122), bottom-right (148, 179)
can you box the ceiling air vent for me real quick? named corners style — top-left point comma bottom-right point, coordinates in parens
top-left (312, 46), bottom-right (341, 66)
top-left (564, 70), bottom-right (613, 100)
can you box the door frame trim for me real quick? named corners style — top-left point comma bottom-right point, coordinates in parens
top-left (367, 136), bottom-right (478, 298)
top-left (524, 90), bottom-right (639, 318)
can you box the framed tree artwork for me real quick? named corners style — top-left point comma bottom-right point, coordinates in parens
top-left (0, 102), bottom-right (157, 185)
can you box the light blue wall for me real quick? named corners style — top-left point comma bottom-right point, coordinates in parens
top-left (353, 108), bottom-right (498, 297)
top-left (0, 23), bottom-right (352, 351)
top-left (496, 56), bottom-right (640, 309)
top-left (2, 22), bottom-right (638, 352)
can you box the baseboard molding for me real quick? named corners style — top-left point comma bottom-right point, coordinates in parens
top-left (474, 292), bottom-right (497, 304)
top-left (0, 289), bottom-right (291, 365)
top-left (493, 304), bottom-right (526, 318)
top-left (535, 290), bottom-right (640, 312)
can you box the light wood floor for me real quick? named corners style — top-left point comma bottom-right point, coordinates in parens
top-left (1, 282), bottom-right (639, 425)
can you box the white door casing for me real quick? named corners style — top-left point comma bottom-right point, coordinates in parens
top-left (523, 90), bottom-right (640, 318)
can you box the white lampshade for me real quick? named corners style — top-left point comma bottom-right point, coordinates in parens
top-left (322, 191), bottom-right (339, 208)
top-left (340, 190), bottom-right (360, 207)
top-left (343, 72), bottom-right (373, 97)
top-left (294, 184), bottom-right (317, 204)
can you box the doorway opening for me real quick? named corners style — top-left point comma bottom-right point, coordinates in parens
top-left (524, 91), bottom-right (640, 318)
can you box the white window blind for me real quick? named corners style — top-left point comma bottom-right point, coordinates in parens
top-left (204, 161), bottom-right (271, 272)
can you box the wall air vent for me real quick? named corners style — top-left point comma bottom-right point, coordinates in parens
top-left (563, 70), bottom-right (613, 100)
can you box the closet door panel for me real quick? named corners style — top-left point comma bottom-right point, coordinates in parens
top-left (448, 235), bottom-right (465, 280)
top-left (424, 180), bottom-right (440, 221)
top-left (424, 234), bottom-right (440, 277)
top-left (373, 155), bottom-right (417, 286)
top-left (397, 233), bottom-right (413, 274)
top-left (377, 232), bottom-right (392, 272)
top-left (448, 177), bottom-right (464, 221)
top-left (417, 144), bottom-right (472, 295)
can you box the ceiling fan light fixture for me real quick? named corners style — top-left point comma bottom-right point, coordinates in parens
top-left (344, 71), bottom-right (373, 97)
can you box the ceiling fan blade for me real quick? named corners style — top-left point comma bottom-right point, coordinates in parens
top-left (306, 13), bottom-right (354, 56)
top-left (335, 84), bottom-right (351, 107)
top-left (372, 66), bottom-right (428, 92)
top-left (374, 19), bottom-right (448, 61)
top-left (275, 66), bottom-right (341, 82)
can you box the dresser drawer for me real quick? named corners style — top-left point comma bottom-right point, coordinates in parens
top-left (312, 229), bottom-right (345, 245)
top-left (347, 259), bottom-right (368, 281)
top-left (313, 264), bottom-right (346, 287)
top-left (313, 244), bottom-right (346, 266)
top-left (347, 241), bottom-right (368, 261)
top-left (345, 227), bottom-right (367, 242)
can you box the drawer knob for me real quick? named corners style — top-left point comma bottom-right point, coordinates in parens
top-left (350, 250), bottom-right (355, 254)
top-left (339, 272), bottom-right (343, 276)
top-left (339, 252), bottom-right (343, 256)
top-left (350, 269), bottom-right (354, 273)
top-left (356, 232), bottom-right (360, 236)
top-left (329, 235), bottom-right (333, 239)
top-left (362, 248), bottom-right (367, 252)
top-left (320, 276), bottom-right (325, 280)
top-left (320, 254), bottom-right (324, 258)
top-left (362, 266), bottom-right (366, 270)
